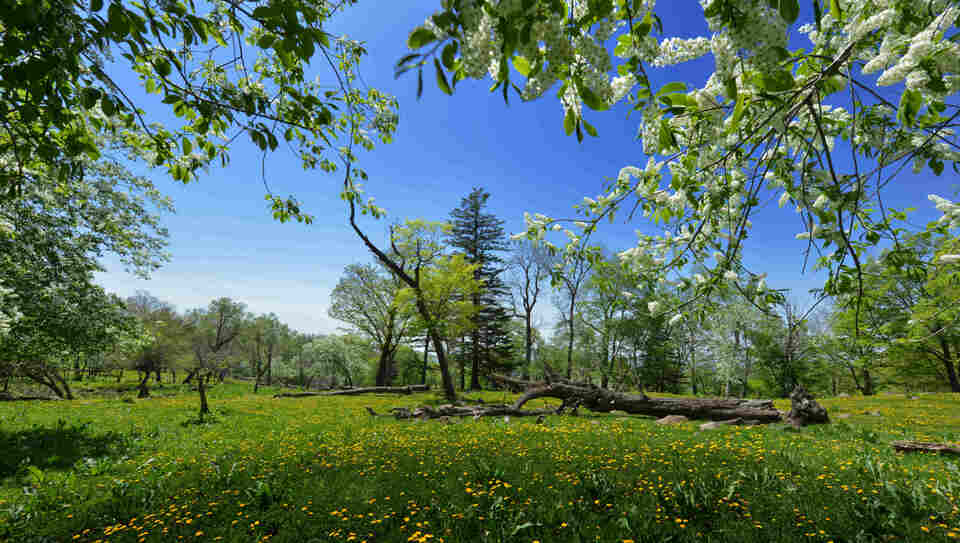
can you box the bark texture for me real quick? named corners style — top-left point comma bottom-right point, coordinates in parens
top-left (892, 440), bottom-right (960, 456)
top-left (365, 404), bottom-right (554, 420)
top-left (495, 374), bottom-right (786, 423)
top-left (274, 384), bottom-right (430, 398)
top-left (786, 385), bottom-right (829, 427)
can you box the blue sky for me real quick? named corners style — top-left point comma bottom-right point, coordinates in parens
top-left (95, 1), bottom-right (951, 335)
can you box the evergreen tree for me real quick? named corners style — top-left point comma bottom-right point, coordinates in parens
top-left (447, 188), bottom-right (513, 389)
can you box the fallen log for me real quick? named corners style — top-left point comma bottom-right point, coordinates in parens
top-left (366, 404), bottom-right (555, 420)
top-left (892, 440), bottom-right (960, 456)
top-left (275, 384), bottom-right (429, 398)
top-left (0, 393), bottom-right (59, 401)
top-left (493, 374), bottom-right (786, 423)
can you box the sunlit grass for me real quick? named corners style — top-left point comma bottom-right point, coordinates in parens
top-left (1, 384), bottom-right (958, 542)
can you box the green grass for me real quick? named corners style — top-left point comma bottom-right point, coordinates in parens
top-left (0, 382), bottom-right (958, 542)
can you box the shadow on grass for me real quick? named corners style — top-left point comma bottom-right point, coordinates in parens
top-left (0, 421), bottom-right (128, 479)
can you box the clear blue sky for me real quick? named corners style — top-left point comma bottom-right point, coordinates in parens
top-left (95, 2), bottom-right (950, 335)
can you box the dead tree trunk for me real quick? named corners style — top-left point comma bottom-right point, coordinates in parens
top-left (274, 384), bottom-right (430, 398)
top-left (494, 374), bottom-right (786, 423)
top-left (892, 441), bottom-right (960, 456)
top-left (366, 404), bottom-right (555, 420)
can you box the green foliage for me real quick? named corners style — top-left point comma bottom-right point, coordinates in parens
top-left (1, 0), bottom-right (397, 205)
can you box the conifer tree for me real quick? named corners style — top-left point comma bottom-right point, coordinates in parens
top-left (448, 188), bottom-right (513, 389)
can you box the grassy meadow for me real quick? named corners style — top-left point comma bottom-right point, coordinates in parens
top-left (1, 381), bottom-right (958, 543)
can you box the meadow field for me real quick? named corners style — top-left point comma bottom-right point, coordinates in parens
top-left (1, 383), bottom-right (958, 543)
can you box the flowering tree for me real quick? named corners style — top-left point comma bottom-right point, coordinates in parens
top-left (402, 0), bottom-right (960, 324)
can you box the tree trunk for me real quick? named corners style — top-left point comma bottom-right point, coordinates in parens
top-left (183, 368), bottom-right (198, 384)
top-left (861, 368), bottom-right (875, 396)
top-left (430, 327), bottom-right (456, 401)
top-left (495, 374), bottom-right (785, 423)
top-left (375, 345), bottom-right (392, 387)
top-left (73, 356), bottom-right (84, 382)
top-left (566, 306), bottom-right (575, 379)
top-left (421, 335), bottom-right (430, 385)
top-left (367, 404), bottom-right (554, 420)
top-left (938, 336), bottom-right (960, 392)
top-left (523, 313), bottom-right (533, 381)
top-left (198, 371), bottom-right (210, 420)
top-left (892, 440), bottom-right (960, 456)
top-left (137, 372), bottom-right (150, 398)
top-left (741, 348), bottom-right (752, 398)
top-left (52, 369), bottom-right (73, 400)
top-left (689, 328), bottom-right (697, 396)
top-left (469, 329), bottom-right (481, 390)
top-left (274, 384), bottom-right (430, 398)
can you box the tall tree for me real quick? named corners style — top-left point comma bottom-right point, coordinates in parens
top-left (0, 152), bottom-right (168, 397)
top-left (126, 291), bottom-right (188, 397)
top-left (448, 187), bottom-right (512, 389)
top-left (346, 213), bottom-right (463, 401)
top-left (554, 250), bottom-right (594, 379)
top-left (186, 298), bottom-right (246, 419)
top-left (329, 263), bottom-right (413, 386)
top-left (243, 313), bottom-right (288, 393)
top-left (507, 240), bottom-right (555, 380)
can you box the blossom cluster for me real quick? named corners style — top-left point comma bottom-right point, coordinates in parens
top-left (409, 0), bottom-right (960, 318)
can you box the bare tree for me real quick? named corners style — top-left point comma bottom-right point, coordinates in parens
top-left (507, 240), bottom-right (556, 380)
top-left (554, 251), bottom-right (594, 379)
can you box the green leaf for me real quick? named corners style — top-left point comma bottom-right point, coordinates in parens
top-left (257, 34), bottom-right (276, 49)
top-left (724, 77), bottom-right (737, 101)
top-left (898, 88), bottom-right (922, 127)
top-left (90, 0), bottom-right (103, 11)
top-left (658, 119), bottom-right (674, 149)
top-left (829, 0), bottom-right (841, 20)
top-left (657, 81), bottom-right (686, 95)
top-left (578, 82), bottom-right (609, 111)
top-left (155, 58), bottom-right (172, 78)
top-left (812, 0), bottom-right (823, 31)
top-left (441, 42), bottom-right (458, 70)
top-left (634, 12), bottom-right (653, 37)
top-left (407, 28), bottom-right (437, 49)
top-left (432, 11), bottom-right (456, 29)
top-left (818, 74), bottom-right (846, 96)
top-left (564, 108), bottom-right (576, 136)
top-left (779, 0), bottom-right (799, 23)
top-left (434, 58), bottom-right (452, 95)
top-left (576, 118), bottom-right (584, 142)
top-left (703, 0), bottom-right (723, 18)
top-left (107, 3), bottom-right (128, 37)
top-left (582, 117), bottom-right (598, 137)
top-left (100, 95), bottom-right (115, 116)
top-left (512, 56), bottom-right (531, 77)
top-left (760, 70), bottom-right (795, 92)
top-left (80, 88), bottom-right (101, 109)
